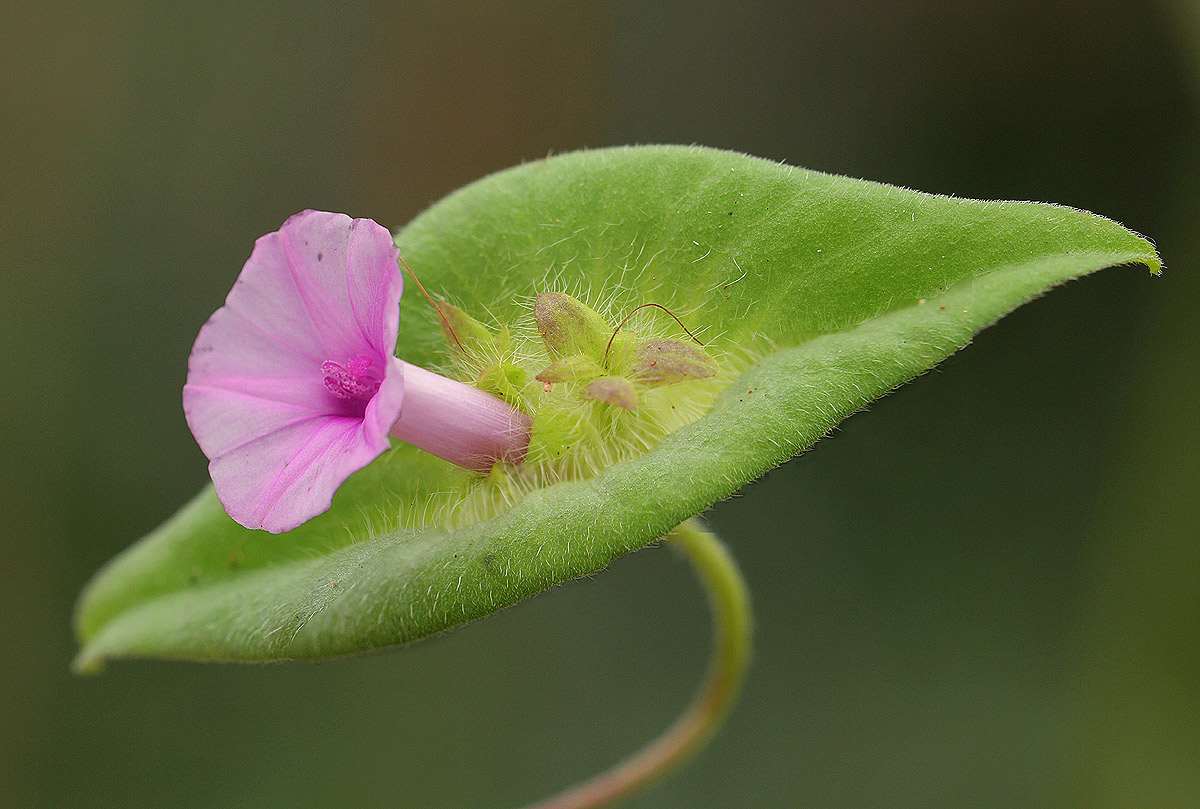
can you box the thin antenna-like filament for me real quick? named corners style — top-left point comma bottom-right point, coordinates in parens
top-left (604, 303), bottom-right (704, 363)
top-left (397, 254), bottom-right (464, 352)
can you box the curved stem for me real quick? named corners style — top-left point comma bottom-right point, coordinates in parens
top-left (518, 518), bottom-right (753, 809)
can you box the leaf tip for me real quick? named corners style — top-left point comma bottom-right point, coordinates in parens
top-left (71, 647), bottom-right (106, 676)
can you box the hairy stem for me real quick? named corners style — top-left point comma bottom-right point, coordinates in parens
top-left (518, 518), bottom-right (753, 809)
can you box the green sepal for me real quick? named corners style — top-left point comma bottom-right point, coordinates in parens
top-left (584, 376), bottom-right (639, 411)
top-left (528, 399), bottom-right (602, 459)
top-left (536, 354), bottom-right (607, 385)
top-left (476, 361), bottom-right (535, 410)
top-left (534, 292), bottom-right (613, 361)
top-left (630, 339), bottom-right (719, 388)
top-left (437, 302), bottom-right (500, 356)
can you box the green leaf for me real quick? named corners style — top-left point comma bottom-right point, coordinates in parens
top-left (74, 145), bottom-right (1159, 671)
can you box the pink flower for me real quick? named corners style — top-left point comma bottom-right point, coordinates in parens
top-left (183, 211), bottom-right (407, 533)
top-left (184, 211), bottom-right (532, 534)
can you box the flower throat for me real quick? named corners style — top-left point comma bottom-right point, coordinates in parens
top-left (322, 356), bottom-right (382, 402)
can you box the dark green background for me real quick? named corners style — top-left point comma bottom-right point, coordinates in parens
top-left (2, 1), bottom-right (1196, 807)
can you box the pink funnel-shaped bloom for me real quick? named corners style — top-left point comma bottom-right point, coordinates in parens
top-left (183, 211), bottom-right (406, 533)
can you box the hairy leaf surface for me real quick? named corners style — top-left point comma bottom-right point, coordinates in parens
top-left (74, 146), bottom-right (1159, 670)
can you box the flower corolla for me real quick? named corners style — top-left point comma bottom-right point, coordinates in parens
top-left (183, 210), bottom-right (405, 533)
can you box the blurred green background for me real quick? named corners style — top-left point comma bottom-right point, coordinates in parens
top-left (2, 1), bottom-right (1197, 807)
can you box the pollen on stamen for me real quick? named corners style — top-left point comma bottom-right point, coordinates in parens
top-left (322, 355), bottom-right (382, 400)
